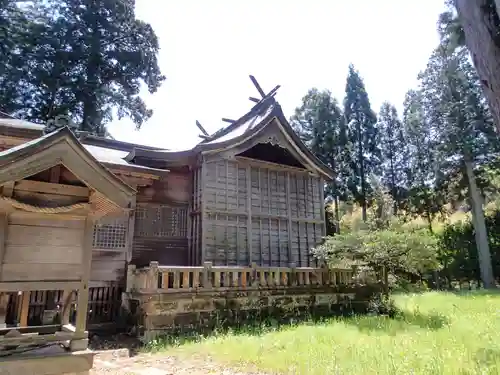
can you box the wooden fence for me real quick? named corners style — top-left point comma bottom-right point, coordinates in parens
top-left (127, 261), bottom-right (357, 293)
top-left (5, 285), bottom-right (122, 330)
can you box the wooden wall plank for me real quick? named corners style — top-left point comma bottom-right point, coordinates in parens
top-left (1, 263), bottom-right (82, 281)
top-left (8, 213), bottom-right (85, 229)
top-left (4, 245), bottom-right (81, 264)
top-left (7, 225), bottom-right (81, 247)
top-left (246, 165), bottom-right (252, 264)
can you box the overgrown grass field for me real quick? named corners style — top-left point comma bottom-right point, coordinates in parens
top-left (147, 291), bottom-right (500, 374)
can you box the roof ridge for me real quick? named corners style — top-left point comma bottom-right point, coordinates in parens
top-left (200, 96), bottom-right (278, 144)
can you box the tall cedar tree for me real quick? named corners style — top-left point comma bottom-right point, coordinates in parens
top-left (419, 44), bottom-right (497, 287)
top-left (0, 1), bottom-right (37, 116)
top-left (343, 64), bottom-right (380, 221)
top-left (377, 102), bottom-right (407, 214)
top-left (0, 0), bottom-right (165, 134)
top-left (402, 89), bottom-right (445, 232)
top-left (290, 89), bottom-right (349, 224)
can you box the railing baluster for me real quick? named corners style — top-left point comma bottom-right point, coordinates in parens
top-left (161, 271), bottom-right (169, 289)
top-left (127, 263), bottom-right (356, 294)
top-left (173, 271), bottom-right (180, 290)
top-left (214, 272), bottom-right (221, 288)
top-left (193, 270), bottom-right (200, 288)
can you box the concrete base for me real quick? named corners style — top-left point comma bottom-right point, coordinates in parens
top-left (0, 345), bottom-right (94, 375)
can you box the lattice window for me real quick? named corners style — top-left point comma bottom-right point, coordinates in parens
top-left (93, 217), bottom-right (128, 249)
top-left (135, 204), bottom-right (187, 238)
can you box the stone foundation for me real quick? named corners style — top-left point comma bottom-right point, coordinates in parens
top-left (127, 283), bottom-right (382, 341)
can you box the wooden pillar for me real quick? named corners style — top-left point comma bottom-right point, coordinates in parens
top-left (200, 162), bottom-right (206, 264)
top-left (319, 177), bottom-right (326, 237)
top-left (0, 212), bottom-right (8, 281)
top-left (126, 194), bottom-right (137, 263)
top-left (246, 165), bottom-right (252, 264)
top-left (0, 212), bottom-right (12, 328)
top-left (286, 172), bottom-right (293, 266)
top-left (187, 168), bottom-right (193, 266)
top-left (60, 289), bottom-right (74, 326)
top-left (71, 216), bottom-right (94, 351)
top-left (0, 293), bottom-right (9, 328)
top-left (19, 291), bottom-right (30, 327)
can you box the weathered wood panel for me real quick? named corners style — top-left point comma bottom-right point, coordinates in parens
top-left (201, 157), bottom-right (324, 267)
top-left (1, 216), bottom-right (84, 282)
top-left (91, 215), bottom-right (129, 284)
top-left (1, 264), bottom-right (83, 282)
top-left (137, 172), bottom-right (190, 204)
top-left (132, 237), bottom-right (188, 267)
top-left (132, 203), bottom-right (189, 266)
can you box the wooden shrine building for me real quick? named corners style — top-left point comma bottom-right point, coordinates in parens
top-left (0, 82), bottom-right (334, 328)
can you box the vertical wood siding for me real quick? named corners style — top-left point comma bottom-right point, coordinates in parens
top-left (200, 159), bottom-right (324, 267)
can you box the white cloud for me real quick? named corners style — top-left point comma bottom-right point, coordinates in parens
top-left (107, 0), bottom-right (446, 150)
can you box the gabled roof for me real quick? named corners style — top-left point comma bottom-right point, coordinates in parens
top-left (0, 127), bottom-right (136, 210)
top-left (0, 118), bottom-right (168, 175)
top-left (126, 97), bottom-right (335, 180)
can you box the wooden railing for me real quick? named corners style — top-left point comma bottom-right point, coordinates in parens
top-left (127, 262), bottom-right (357, 293)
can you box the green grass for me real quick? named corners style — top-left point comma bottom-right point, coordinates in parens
top-left (147, 291), bottom-right (500, 374)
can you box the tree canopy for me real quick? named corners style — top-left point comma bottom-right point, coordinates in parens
top-left (0, 0), bottom-right (165, 134)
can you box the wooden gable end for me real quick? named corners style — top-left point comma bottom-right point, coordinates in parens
top-left (0, 127), bottom-right (135, 212)
top-left (202, 118), bottom-right (330, 178)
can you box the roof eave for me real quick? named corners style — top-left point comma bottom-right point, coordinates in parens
top-left (0, 127), bottom-right (137, 208)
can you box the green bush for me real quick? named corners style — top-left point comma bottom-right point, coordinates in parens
top-left (437, 210), bottom-right (500, 283)
top-left (313, 223), bottom-right (440, 284)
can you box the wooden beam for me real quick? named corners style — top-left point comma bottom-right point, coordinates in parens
top-left (2, 181), bottom-right (14, 197)
top-left (249, 97), bottom-right (260, 103)
top-left (221, 118), bottom-right (236, 124)
top-left (195, 120), bottom-right (209, 136)
top-left (0, 281), bottom-right (81, 292)
top-left (265, 85), bottom-right (281, 98)
top-left (249, 75), bottom-right (266, 98)
top-left (15, 180), bottom-right (89, 198)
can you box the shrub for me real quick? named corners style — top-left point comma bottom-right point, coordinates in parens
top-left (437, 210), bottom-right (500, 283)
top-left (313, 223), bottom-right (440, 285)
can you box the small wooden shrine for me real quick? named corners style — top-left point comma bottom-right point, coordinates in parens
top-left (0, 127), bottom-right (135, 374)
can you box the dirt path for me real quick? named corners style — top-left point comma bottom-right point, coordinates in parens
top-left (89, 335), bottom-right (268, 375)
top-left (91, 350), bottom-right (266, 375)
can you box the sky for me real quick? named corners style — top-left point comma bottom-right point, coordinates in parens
top-left (107, 0), bottom-right (447, 151)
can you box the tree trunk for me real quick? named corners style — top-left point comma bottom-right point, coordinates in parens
top-left (426, 213), bottom-right (434, 234)
top-left (357, 121), bottom-right (367, 222)
top-left (82, 0), bottom-right (101, 133)
top-left (495, 0), bottom-right (500, 22)
top-left (464, 159), bottom-right (496, 288)
top-left (334, 195), bottom-right (340, 233)
top-left (455, 0), bottom-right (500, 132)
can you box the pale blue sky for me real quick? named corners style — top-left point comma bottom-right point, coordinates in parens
top-left (107, 0), bottom-right (446, 150)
